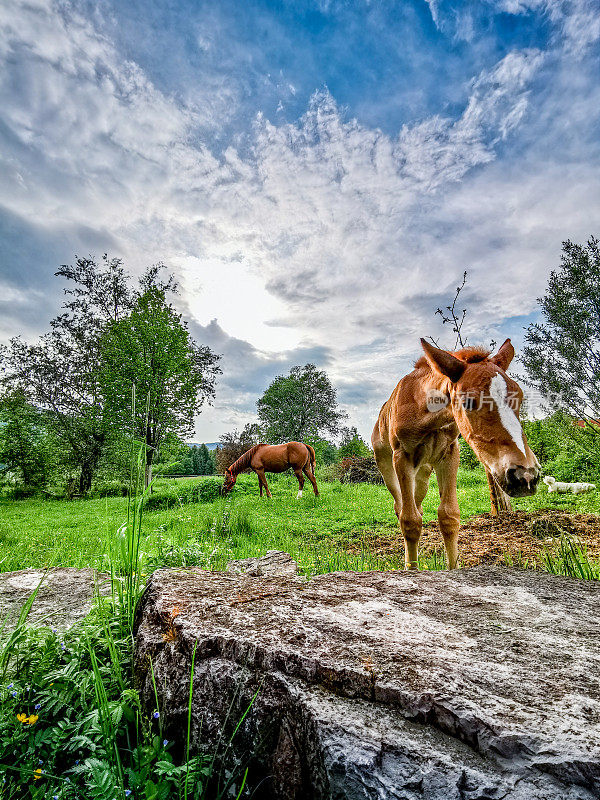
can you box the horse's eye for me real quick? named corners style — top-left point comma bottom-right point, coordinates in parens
top-left (462, 396), bottom-right (477, 411)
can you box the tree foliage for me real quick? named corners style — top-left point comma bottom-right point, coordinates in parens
top-left (1, 255), bottom-right (219, 492)
top-left (99, 285), bottom-right (220, 485)
top-left (0, 391), bottom-right (57, 489)
top-left (337, 426), bottom-right (370, 459)
top-left (161, 444), bottom-right (216, 475)
top-left (215, 423), bottom-right (262, 474)
top-left (523, 236), bottom-right (600, 432)
top-left (0, 256), bottom-right (135, 491)
top-left (257, 364), bottom-right (346, 444)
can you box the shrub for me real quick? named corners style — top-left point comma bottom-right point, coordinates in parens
top-left (6, 485), bottom-right (39, 500)
top-left (339, 456), bottom-right (383, 484)
top-left (459, 437), bottom-right (482, 470)
top-left (317, 463), bottom-right (341, 482)
top-left (90, 480), bottom-right (129, 497)
top-left (542, 451), bottom-right (599, 483)
top-left (143, 477), bottom-right (222, 511)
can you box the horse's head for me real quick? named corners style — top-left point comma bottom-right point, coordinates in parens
top-left (421, 338), bottom-right (540, 497)
top-left (221, 468), bottom-right (237, 496)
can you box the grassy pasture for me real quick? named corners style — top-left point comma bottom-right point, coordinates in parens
top-left (3, 468), bottom-right (600, 576)
top-left (1, 466), bottom-right (599, 796)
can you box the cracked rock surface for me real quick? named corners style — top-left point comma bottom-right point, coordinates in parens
top-left (227, 550), bottom-right (300, 577)
top-left (133, 565), bottom-right (600, 799)
top-left (0, 568), bottom-right (109, 631)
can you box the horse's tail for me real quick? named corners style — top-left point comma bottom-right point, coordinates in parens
top-left (306, 444), bottom-right (316, 473)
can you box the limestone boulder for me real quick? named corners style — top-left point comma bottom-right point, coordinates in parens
top-left (0, 568), bottom-right (109, 631)
top-left (227, 550), bottom-right (300, 577)
top-left (134, 565), bottom-right (600, 799)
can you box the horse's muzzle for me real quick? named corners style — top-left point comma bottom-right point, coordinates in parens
top-left (501, 465), bottom-right (540, 497)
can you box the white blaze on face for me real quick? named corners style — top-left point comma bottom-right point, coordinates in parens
top-left (489, 374), bottom-right (526, 457)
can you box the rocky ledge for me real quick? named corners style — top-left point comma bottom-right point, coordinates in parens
top-left (133, 563), bottom-right (600, 799)
top-left (0, 568), bottom-right (109, 631)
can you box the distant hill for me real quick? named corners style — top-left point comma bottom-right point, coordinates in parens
top-left (186, 442), bottom-right (219, 451)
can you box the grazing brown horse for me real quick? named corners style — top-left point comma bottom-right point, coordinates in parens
top-left (221, 442), bottom-right (318, 498)
top-left (372, 338), bottom-right (539, 570)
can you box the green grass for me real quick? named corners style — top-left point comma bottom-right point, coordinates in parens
top-left (1, 462), bottom-right (599, 795)
top-left (2, 468), bottom-right (600, 576)
top-left (0, 441), bottom-right (252, 799)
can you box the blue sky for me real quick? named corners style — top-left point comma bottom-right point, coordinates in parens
top-left (1, 0), bottom-right (599, 440)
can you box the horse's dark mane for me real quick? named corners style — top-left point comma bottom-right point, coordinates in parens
top-left (228, 443), bottom-right (266, 475)
top-left (415, 346), bottom-right (491, 371)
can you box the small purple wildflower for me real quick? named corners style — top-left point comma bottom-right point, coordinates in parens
top-left (153, 711), bottom-right (159, 719)
top-left (35, 703), bottom-right (41, 710)
top-left (163, 739), bottom-right (168, 747)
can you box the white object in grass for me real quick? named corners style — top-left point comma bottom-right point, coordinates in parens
top-left (543, 476), bottom-right (596, 494)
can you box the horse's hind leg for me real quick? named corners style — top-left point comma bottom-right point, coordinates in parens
top-left (303, 464), bottom-right (319, 496)
top-left (294, 469), bottom-right (305, 499)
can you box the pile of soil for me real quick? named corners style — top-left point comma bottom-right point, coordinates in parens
top-left (346, 509), bottom-right (600, 567)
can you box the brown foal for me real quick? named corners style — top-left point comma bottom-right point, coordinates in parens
top-left (222, 441), bottom-right (318, 498)
top-left (372, 338), bottom-right (539, 569)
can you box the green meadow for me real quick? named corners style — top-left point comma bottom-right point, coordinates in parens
top-left (3, 469), bottom-right (600, 576)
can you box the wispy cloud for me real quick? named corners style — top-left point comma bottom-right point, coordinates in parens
top-left (0, 0), bottom-right (598, 439)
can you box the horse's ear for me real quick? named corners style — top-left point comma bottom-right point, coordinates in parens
top-left (490, 338), bottom-right (514, 371)
top-left (420, 339), bottom-right (466, 383)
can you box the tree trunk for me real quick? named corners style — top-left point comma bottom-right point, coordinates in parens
top-left (145, 461), bottom-right (153, 490)
top-left (78, 461), bottom-right (94, 494)
top-left (144, 438), bottom-right (154, 490)
top-left (486, 470), bottom-right (513, 516)
top-left (77, 437), bottom-right (104, 495)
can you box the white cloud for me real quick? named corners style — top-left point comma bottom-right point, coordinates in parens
top-left (0, 0), bottom-right (598, 441)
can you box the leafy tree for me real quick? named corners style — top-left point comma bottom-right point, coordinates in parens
top-left (197, 443), bottom-right (216, 475)
top-left (257, 364), bottom-right (346, 444)
top-left (522, 412), bottom-right (600, 482)
top-left (337, 426), bottom-right (371, 459)
top-left (99, 285), bottom-right (220, 487)
top-left (0, 256), bottom-right (137, 492)
top-left (215, 423), bottom-right (261, 474)
top-left (0, 391), bottom-right (56, 489)
top-left (152, 434), bottom-right (191, 476)
top-left (308, 437), bottom-right (338, 466)
top-left (523, 236), bottom-right (600, 434)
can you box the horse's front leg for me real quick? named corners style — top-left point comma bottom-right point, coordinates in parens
top-left (434, 441), bottom-right (460, 569)
top-left (257, 468), bottom-right (272, 499)
top-left (393, 450), bottom-right (421, 570)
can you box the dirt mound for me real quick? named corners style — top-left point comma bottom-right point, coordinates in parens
top-left (346, 509), bottom-right (600, 567)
